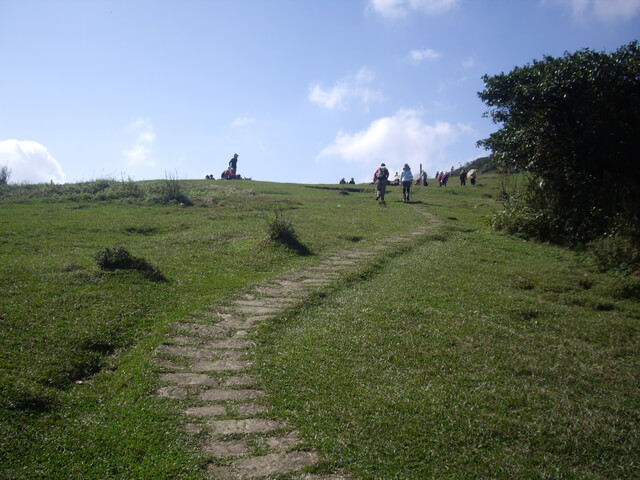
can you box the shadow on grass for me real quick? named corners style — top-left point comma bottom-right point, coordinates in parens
top-left (94, 246), bottom-right (168, 282)
top-left (276, 237), bottom-right (313, 256)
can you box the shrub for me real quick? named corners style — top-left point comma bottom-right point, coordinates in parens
top-left (478, 42), bottom-right (640, 245)
top-left (587, 235), bottom-right (640, 273)
top-left (94, 246), bottom-right (166, 281)
top-left (149, 171), bottom-right (193, 205)
top-left (1, 165), bottom-right (10, 184)
top-left (116, 177), bottom-right (144, 199)
top-left (266, 209), bottom-right (297, 244)
top-left (265, 209), bottom-right (311, 255)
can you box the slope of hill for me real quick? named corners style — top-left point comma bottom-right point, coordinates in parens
top-left (1, 177), bottom-right (638, 479)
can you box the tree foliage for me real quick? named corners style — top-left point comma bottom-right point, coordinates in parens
top-left (478, 41), bottom-right (640, 245)
top-left (0, 165), bottom-right (10, 185)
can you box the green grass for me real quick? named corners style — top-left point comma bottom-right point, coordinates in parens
top-left (0, 179), bottom-right (422, 479)
top-left (254, 182), bottom-right (640, 479)
top-left (1, 176), bottom-right (638, 479)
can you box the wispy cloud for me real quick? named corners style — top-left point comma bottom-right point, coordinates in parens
top-left (123, 118), bottom-right (155, 167)
top-left (309, 67), bottom-right (383, 110)
top-left (0, 139), bottom-right (66, 184)
top-left (408, 48), bottom-right (442, 64)
top-left (461, 56), bottom-right (475, 69)
top-left (369, 0), bottom-right (460, 19)
top-left (543, 0), bottom-right (640, 22)
top-left (231, 115), bottom-right (257, 127)
top-left (438, 75), bottom-right (469, 93)
top-left (317, 109), bottom-right (470, 172)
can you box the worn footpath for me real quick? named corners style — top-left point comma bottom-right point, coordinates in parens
top-left (153, 225), bottom-right (430, 479)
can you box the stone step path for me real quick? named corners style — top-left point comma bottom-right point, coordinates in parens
top-left (153, 226), bottom-right (430, 479)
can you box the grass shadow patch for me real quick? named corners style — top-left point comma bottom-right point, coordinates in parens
top-left (94, 246), bottom-right (167, 281)
top-left (4, 384), bottom-right (54, 413)
top-left (123, 226), bottom-right (158, 235)
top-left (513, 277), bottom-right (535, 290)
top-left (339, 235), bottom-right (364, 243)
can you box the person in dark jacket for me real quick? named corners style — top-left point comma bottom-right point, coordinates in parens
top-left (229, 153), bottom-right (238, 173)
top-left (372, 163), bottom-right (390, 202)
top-left (459, 168), bottom-right (467, 186)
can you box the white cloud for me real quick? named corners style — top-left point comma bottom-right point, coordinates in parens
top-left (408, 48), bottom-right (441, 63)
top-left (369, 0), bottom-right (460, 19)
top-left (309, 67), bottom-right (383, 110)
top-left (318, 109), bottom-right (469, 173)
top-left (544, 0), bottom-right (640, 22)
top-left (231, 116), bottom-right (257, 127)
top-left (462, 56), bottom-right (475, 68)
top-left (0, 139), bottom-right (66, 184)
top-left (123, 118), bottom-right (155, 167)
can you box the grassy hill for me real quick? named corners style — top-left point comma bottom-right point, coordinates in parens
top-left (1, 176), bottom-right (638, 479)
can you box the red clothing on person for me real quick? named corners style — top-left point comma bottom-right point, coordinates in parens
top-left (373, 167), bottom-right (389, 183)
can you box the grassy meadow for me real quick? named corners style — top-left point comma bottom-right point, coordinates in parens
top-left (1, 175), bottom-right (638, 479)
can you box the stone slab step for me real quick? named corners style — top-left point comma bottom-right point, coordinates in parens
top-left (209, 418), bottom-right (284, 435)
top-left (200, 389), bottom-right (264, 402)
top-left (156, 344), bottom-right (222, 359)
top-left (192, 360), bottom-right (253, 372)
top-left (204, 438), bottom-right (249, 457)
top-left (185, 404), bottom-right (227, 417)
top-left (208, 451), bottom-right (320, 479)
top-left (161, 373), bottom-right (219, 387)
top-left (174, 322), bottom-right (229, 337)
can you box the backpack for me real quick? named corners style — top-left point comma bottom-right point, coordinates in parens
top-left (377, 168), bottom-right (387, 180)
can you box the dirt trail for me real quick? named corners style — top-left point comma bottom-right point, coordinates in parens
top-left (154, 223), bottom-right (432, 479)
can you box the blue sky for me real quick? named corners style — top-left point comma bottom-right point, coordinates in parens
top-left (1, 0), bottom-right (638, 185)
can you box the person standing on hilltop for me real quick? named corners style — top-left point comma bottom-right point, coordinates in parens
top-left (229, 153), bottom-right (238, 174)
top-left (372, 163), bottom-right (390, 202)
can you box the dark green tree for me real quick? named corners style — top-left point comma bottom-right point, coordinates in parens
top-left (478, 41), bottom-right (640, 244)
top-left (0, 165), bottom-right (10, 184)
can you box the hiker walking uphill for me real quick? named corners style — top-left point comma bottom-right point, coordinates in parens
top-left (400, 164), bottom-right (413, 202)
top-left (459, 168), bottom-right (467, 186)
top-left (373, 163), bottom-right (390, 202)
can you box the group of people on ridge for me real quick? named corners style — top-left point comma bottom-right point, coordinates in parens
top-left (220, 153), bottom-right (241, 180)
top-left (372, 162), bottom-right (475, 202)
top-left (339, 178), bottom-right (356, 185)
top-left (205, 153), bottom-right (242, 180)
top-left (372, 163), bottom-right (415, 202)
top-left (456, 168), bottom-right (477, 186)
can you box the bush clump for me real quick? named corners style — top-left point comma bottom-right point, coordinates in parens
top-left (94, 246), bottom-right (166, 281)
top-left (478, 42), bottom-right (640, 247)
top-left (149, 172), bottom-right (193, 206)
top-left (266, 209), bottom-right (297, 243)
top-left (265, 209), bottom-right (311, 255)
top-left (587, 235), bottom-right (640, 273)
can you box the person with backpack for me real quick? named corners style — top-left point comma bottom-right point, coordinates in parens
top-left (400, 164), bottom-right (413, 201)
top-left (372, 163), bottom-right (390, 202)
